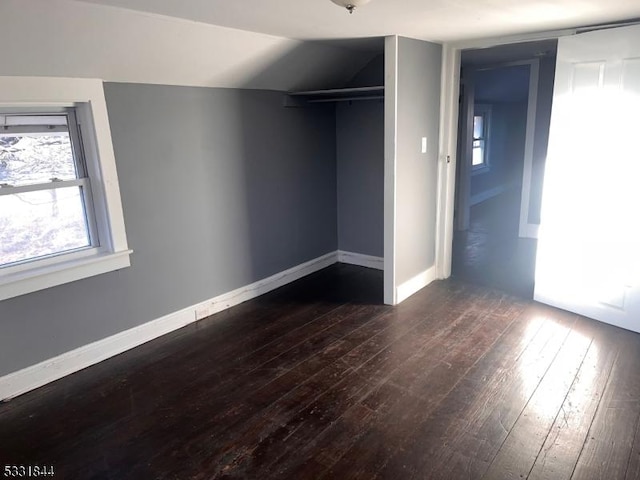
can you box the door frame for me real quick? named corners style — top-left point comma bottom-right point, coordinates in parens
top-left (435, 28), bottom-right (576, 280)
top-left (454, 59), bottom-right (540, 237)
top-left (516, 59), bottom-right (541, 239)
top-left (455, 66), bottom-right (474, 233)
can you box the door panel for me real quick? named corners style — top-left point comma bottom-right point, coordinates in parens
top-left (535, 24), bottom-right (640, 333)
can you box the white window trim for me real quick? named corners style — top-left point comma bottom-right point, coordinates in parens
top-left (471, 103), bottom-right (492, 175)
top-left (0, 77), bottom-right (131, 301)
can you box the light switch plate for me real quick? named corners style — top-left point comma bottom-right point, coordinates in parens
top-left (421, 137), bottom-right (427, 154)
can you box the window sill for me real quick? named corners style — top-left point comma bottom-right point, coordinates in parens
top-left (0, 250), bottom-right (132, 301)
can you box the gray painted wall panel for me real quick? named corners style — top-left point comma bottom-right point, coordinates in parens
top-left (0, 83), bottom-right (337, 376)
top-left (346, 54), bottom-right (384, 88)
top-left (470, 102), bottom-right (528, 197)
top-left (395, 37), bottom-right (442, 284)
top-left (336, 101), bottom-right (384, 257)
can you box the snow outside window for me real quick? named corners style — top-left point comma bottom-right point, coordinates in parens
top-left (0, 77), bottom-right (131, 301)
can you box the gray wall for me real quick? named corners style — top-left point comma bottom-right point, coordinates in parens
top-left (464, 58), bottom-right (555, 223)
top-left (336, 101), bottom-right (384, 257)
top-left (0, 83), bottom-right (337, 376)
top-left (394, 37), bottom-right (442, 285)
top-left (346, 54), bottom-right (384, 88)
top-left (470, 102), bottom-right (528, 198)
top-left (470, 64), bottom-right (530, 200)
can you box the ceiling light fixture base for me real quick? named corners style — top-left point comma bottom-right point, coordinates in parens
top-left (330, 0), bottom-right (372, 14)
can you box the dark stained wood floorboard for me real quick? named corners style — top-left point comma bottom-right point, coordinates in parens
top-left (305, 292), bottom-right (522, 480)
top-left (265, 291), bottom-right (509, 479)
top-left (626, 408), bottom-right (640, 480)
top-left (526, 321), bottom-right (622, 480)
top-left (376, 304), bottom-right (576, 479)
top-left (419, 311), bottom-right (579, 480)
top-left (92, 277), bottom-right (464, 480)
top-left (569, 330), bottom-right (640, 480)
top-left (481, 317), bottom-right (607, 479)
top-left (0, 265), bottom-right (352, 417)
top-left (99, 303), bottom-right (396, 478)
top-left (278, 293), bottom-right (527, 480)
top-left (1, 265), bottom-right (640, 480)
top-left (48, 304), bottom-right (388, 479)
top-left (207, 280), bottom-right (474, 478)
top-left (0, 266), bottom-right (370, 460)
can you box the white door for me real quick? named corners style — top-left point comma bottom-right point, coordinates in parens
top-left (535, 24), bottom-right (640, 333)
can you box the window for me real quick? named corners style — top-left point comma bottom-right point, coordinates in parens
top-left (0, 110), bottom-right (97, 266)
top-left (472, 104), bottom-right (491, 172)
top-left (0, 77), bottom-right (131, 301)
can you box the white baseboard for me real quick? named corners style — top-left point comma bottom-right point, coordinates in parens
top-left (0, 307), bottom-right (196, 402)
top-left (337, 250), bottom-right (384, 271)
top-left (194, 251), bottom-right (337, 320)
top-left (396, 265), bottom-right (436, 304)
top-left (470, 184), bottom-right (509, 206)
top-left (0, 251), bottom-right (338, 401)
top-left (518, 222), bottom-right (540, 239)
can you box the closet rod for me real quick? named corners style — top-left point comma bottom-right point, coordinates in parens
top-left (289, 86), bottom-right (384, 96)
top-left (306, 95), bottom-right (384, 104)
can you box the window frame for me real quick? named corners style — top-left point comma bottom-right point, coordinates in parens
top-left (471, 103), bottom-right (492, 175)
top-left (0, 77), bottom-right (131, 301)
top-left (0, 108), bottom-right (101, 266)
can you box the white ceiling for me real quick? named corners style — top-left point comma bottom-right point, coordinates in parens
top-left (1, 0), bottom-right (379, 90)
top-left (76, 0), bottom-right (640, 42)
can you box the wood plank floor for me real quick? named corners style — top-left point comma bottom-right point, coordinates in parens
top-left (452, 190), bottom-right (538, 299)
top-left (1, 263), bottom-right (640, 479)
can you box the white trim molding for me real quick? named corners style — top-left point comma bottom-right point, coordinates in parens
top-left (517, 59), bottom-right (541, 239)
top-left (0, 250), bottom-right (132, 302)
top-left (435, 43), bottom-right (461, 281)
top-left (0, 306), bottom-right (196, 402)
top-left (434, 29), bottom-right (578, 282)
top-left (396, 265), bottom-right (437, 304)
top-left (194, 252), bottom-right (337, 320)
top-left (0, 251), bottom-right (337, 401)
top-left (384, 35), bottom-right (399, 305)
top-left (337, 251), bottom-right (383, 270)
top-left (520, 223), bottom-right (540, 239)
top-left (0, 76), bottom-right (131, 301)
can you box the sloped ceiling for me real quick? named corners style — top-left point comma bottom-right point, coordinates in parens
top-left (5, 0), bottom-right (639, 91)
top-left (0, 0), bottom-right (380, 91)
top-left (76, 0), bottom-right (640, 43)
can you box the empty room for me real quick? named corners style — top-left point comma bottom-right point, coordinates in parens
top-left (2, 1), bottom-right (640, 479)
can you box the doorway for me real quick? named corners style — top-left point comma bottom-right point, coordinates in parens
top-left (451, 40), bottom-right (557, 299)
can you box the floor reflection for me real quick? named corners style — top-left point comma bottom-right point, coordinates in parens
top-left (518, 320), bottom-right (595, 419)
top-left (452, 190), bottom-right (537, 299)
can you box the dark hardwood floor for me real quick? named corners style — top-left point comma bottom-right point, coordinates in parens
top-left (452, 190), bottom-right (538, 299)
top-left (1, 263), bottom-right (640, 479)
